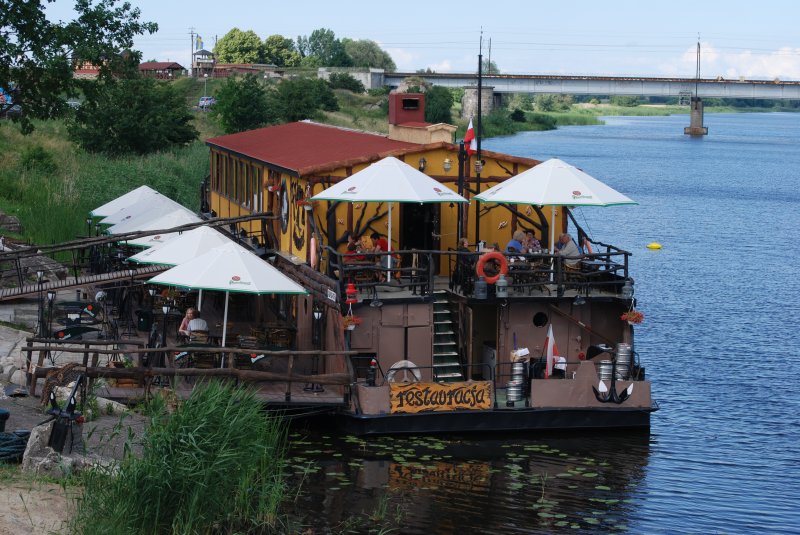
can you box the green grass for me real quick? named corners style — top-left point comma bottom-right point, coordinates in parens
top-left (0, 118), bottom-right (211, 246)
top-left (70, 383), bottom-right (288, 534)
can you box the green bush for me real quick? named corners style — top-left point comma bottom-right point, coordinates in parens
top-left (20, 145), bottom-right (57, 173)
top-left (327, 72), bottom-right (365, 93)
top-left (71, 382), bottom-right (288, 534)
top-left (510, 109), bottom-right (526, 122)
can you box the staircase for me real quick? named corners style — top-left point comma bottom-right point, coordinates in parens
top-left (432, 292), bottom-right (464, 382)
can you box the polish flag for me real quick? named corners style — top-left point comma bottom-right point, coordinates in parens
top-left (464, 118), bottom-right (477, 155)
top-left (544, 324), bottom-right (561, 378)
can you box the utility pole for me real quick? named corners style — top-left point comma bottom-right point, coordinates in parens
top-left (189, 27), bottom-right (196, 76)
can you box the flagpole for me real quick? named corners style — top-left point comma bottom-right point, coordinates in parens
top-left (474, 33), bottom-right (483, 246)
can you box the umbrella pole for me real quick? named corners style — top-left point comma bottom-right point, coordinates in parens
top-left (197, 289), bottom-right (203, 312)
top-left (220, 291), bottom-right (229, 367)
top-left (387, 203), bottom-right (393, 283)
top-left (549, 205), bottom-right (557, 281)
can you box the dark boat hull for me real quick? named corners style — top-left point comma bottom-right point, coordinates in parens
top-left (334, 405), bottom-right (657, 436)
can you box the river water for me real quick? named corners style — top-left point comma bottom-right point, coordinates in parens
top-left (283, 113), bottom-right (800, 534)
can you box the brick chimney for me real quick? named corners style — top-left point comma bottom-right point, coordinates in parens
top-left (387, 92), bottom-right (456, 144)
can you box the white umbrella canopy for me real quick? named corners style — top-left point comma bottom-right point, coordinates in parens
top-left (100, 195), bottom-right (188, 226)
top-left (128, 226), bottom-right (232, 265)
top-left (90, 185), bottom-right (161, 217)
top-left (475, 158), bottom-right (636, 252)
top-left (127, 232), bottom-right (178, 248)
top-left (311, 156), bottom-right (468, 280)
top-left (108, 207), bottom-right (201, 235)
top-left (148, 241), bottom-right (307, 346)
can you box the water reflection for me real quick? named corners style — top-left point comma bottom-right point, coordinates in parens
top-left (283, 429), bottom-right (651, 534)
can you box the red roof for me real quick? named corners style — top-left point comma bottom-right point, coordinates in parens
top-left (206, 121), bottom-right (422, 176)
top-left (139, 62), bottom-right (184, 71)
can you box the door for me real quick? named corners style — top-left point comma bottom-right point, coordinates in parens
top-left (400, 203), bottom-right (441, 272)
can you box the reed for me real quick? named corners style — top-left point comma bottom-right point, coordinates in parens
top-left (70, 382), bottom-right (288, 534)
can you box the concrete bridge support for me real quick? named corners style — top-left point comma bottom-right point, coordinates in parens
top-left (684, 97), bottom-right (708, 136)
top-left (461, 86), bottom-right (495, 119)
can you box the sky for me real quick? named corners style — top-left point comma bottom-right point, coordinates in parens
top-left (45, 0), bottom-right (800, 80)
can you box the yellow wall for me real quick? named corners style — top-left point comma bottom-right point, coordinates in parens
top-left (209, 147), bottom-right (563, 271)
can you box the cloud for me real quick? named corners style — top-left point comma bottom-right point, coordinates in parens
top-left (385, 47), bottom-right (415, 70)
top-left (429, 60), bottom-right (453, 72)
top-left (659, 42), bottom-right (800, 80)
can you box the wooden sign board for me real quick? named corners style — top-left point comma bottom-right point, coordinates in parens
top-left (390, 381), bottom-right (493, 413)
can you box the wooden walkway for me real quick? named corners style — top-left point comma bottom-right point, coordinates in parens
top-left (0, 264), bottom-right (168, 302)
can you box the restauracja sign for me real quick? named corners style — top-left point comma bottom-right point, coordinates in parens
top-left (390, 382), bottom-right (493, 413)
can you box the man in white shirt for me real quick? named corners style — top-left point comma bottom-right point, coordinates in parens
top-left (557, 233), bottom-right (582, 268)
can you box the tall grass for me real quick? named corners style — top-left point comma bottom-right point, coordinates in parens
top-left (0, 119), bottom-right (210, 245)
top-left (70, 382), bottom-right (287, 534)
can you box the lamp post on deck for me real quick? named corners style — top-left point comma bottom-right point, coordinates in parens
top-left (203, 73), bottom-right (208, 97)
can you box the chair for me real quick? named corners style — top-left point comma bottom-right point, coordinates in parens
top-left (189, 330), bottom-right (209, 343)
top-left (453, 251), bottom-right (476, 295)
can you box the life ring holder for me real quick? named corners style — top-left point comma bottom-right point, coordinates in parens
top-left (475, 251), bottom-right (509, 285)
top-left (385, 360), bottom-right (422, 383)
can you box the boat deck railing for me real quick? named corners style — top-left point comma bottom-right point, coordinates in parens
top-left (325, 245), bottom-right (631, 301)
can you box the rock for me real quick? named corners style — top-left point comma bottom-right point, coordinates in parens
top-left (10, 368), bottom-right (27, 386)
top-left (3, 364), bottom-right (17, 381)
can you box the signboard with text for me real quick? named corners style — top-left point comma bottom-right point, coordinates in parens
top-left (390, 381), bottom-right (493, 413)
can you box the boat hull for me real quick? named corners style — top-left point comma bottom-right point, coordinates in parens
top-left (334, 404), bottom-right (657, 436)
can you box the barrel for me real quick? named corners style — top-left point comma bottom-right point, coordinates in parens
top-left (597, 360), bottom-right (614, 382)
top-left (507, 379), bottom-right (524, 401)
top-left (511, 361), bottom-right (526, 379)
top-left (615, 343), bottom-right (632, 380)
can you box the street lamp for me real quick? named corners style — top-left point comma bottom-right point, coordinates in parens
top-left (85, 216), bottom-right (92, 235)
top-left (36, 270), bottom-right (44, 337)
top-left (46, 290), bottom-right (57, 337)
top-left (161, 304), bottom-right (170, 349)
top-left (203, 73), bottom-right (208, 97)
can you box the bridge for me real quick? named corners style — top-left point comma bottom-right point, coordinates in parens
top-left (379, 72), bottom-right (800, 136)
top-left (383, 72), bottom-right (800, 100)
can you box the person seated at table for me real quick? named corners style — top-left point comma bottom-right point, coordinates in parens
top-left (505, 230), bottom-right (526, 254)
top-left (179, 307), bottom-right (208, 339)
top-left (369, 231), bottom-right (389, 254)
top-left (343, 232), bottom-right (366, 262)
top-left (525, 231), bottom-right (541, 252)
top-left (556, 233), bottom-right (582, 268)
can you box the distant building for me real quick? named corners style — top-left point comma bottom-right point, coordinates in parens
top-left (138, 62), bottom-right (185, 79)
top-left (192, 49), bottom-right (215, 77)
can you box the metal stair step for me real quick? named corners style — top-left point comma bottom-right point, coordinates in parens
top-left (434, 372), bottom-right (464, 379)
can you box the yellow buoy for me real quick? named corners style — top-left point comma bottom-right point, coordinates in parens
top-left (647, 242), bottom-right (662, 250)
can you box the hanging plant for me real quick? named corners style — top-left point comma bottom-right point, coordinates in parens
top-left (342, 314), bottom-right (362, 330)
top-left (620, 310), bottom-right (644, 325)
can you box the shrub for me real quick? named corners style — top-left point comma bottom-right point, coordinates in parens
top-left (510, 109), bottom-right (526, 122)
top-left (328, 72), bottom-right (365, 93)
top-left (20, 145), bottom-right (57, 173)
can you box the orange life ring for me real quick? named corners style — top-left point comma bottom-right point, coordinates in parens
top-left (476, 251), bottom-right (508, 284)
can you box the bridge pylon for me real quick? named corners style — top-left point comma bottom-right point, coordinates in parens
top-left (684, 97), bottom-right (708, 136)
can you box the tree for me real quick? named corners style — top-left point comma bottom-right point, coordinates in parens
top-left (342, 39), bottom-right (396, 71)
top-left (327, 73), bottom-right (365, 93)
top-left (213, 74), bottom-right (283, 133)
top-left (263, 34), bottom-right (301, 67)
top-left (214, 28), bottom-right (263, 63)
top-left (297, 28), bottom-right (352, 67)
top-left (276, 78), bottom-right (338, 121)
top-left (69, 77), bottom-right (197, 155)
top-left (0, 0), bottom-right (157, 133)
top-left (425, 86), bottom-right (453, 124)
top-left (480, 59), bottom-right (500, 74)
top-left (610, 95), bottom-right (639, 107)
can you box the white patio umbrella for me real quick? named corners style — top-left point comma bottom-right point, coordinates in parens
top-left (311, 156), bottom-right (468, 281)
top-left (100, 195), bottom-right (188, 226)
top-left (130, 226), bottom-right (233, 311)
top-left (475, 158), bottom-right (636, 253)
top-left (108, 206), bottom-right (201, 235)
top-left (90, 185), bottom-right (161, 217)
top-left (148, 241), bottom-right (306, 346)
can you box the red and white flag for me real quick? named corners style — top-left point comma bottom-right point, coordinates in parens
top-left (464, 118), bottom-right (477, 155)
top-left (544, 324), bottom-right (561, 378)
